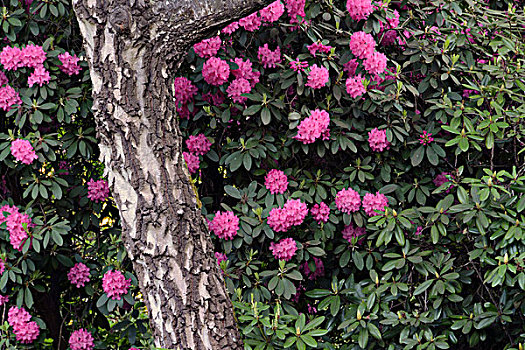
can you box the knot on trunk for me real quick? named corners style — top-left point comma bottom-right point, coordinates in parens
top-left (109, 6), bottom-right (131, 34)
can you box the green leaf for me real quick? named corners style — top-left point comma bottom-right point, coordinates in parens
top-left (367, 322), bottom-right (382, 340)
top-left (261, 108), bottom-right (271, 125)
top-left (411, 146), bottom-right (425, 166)
top-left (413, 279), bottom-right (434, 296)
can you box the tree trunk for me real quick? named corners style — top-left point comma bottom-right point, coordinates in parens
top-left (72, 0), bottom-right (271, 349)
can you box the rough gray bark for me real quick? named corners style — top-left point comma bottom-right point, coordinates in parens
top-left (72, 0), bottom-right (271, 349)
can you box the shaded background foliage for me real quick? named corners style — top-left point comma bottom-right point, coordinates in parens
top-left (0, 0), bottom-right (525, 349)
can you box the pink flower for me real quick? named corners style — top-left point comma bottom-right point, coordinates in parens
top-left (11, 139), bottom-right (38, 164)
top-left (305, 64), bottom-right (329, 89)
top-left (342, 223), bottom-right (366, 244)
top-left (343, 59), bottom-right (359, 76)
top-left (294, 109), bottom-right (330, 144)
top-left (102, 270), bottom-right (131, 300)
top-left (6, 210), bottom-right (31, 250)
top-left (0, 85), bottom-right (21, 111)
top-left (87, 179), bottom-right (110, 203)
top-left (0, 295), bottom-right (8, 306)
top-left (363, 51), bottom-right (387, 75)
top-left (215, 252), bottom-right (228, 265)
top-left (335, 188), bottom-right (361, 214)
top-left (433, 172), bottom-right (454, 192)
top-left (8, 306), bottom-right (31, 328)
top-left (68, 263), bottom-right (91, 288)
top-left (302, 257), bottom-right (324, 280)
top-left (13, 321), bottom-right (40, 344)
top-left (231, 58), bottom-right (260, 87)
top-left (310, 202), bottom-right (330, 224)
top-left (259, 1), bottom-right (285, 23)
top-left (0, 204), bottom-right (18, 224)
top-left (202, 57), bottom-right (230, 86)
top-left (267, 199), bottom-right (308, 232)
top-left (258, 44), bottom-right (281, 68)
top-left (69, 329), bottom-right (94, 350)
top-left (209, 211), bottom-right (239, 240)
top-left (239, 12), bottom-right (262, 32)
top-left (21, 44), bottom-right (46, 68)
top-left (186, 134), bottom-right (211, 155)
top-left (285, 0), bottom-right (306, 23)
top-left (174, 77), bottom-right (198, 106)
top-left (349, 31), bottom-right (376, 59)
top-left (0, 258), bottom-right (4, 275)
top-left (58, 52), bottom-right (81, 75)
top-left (415, 226), bottom-right (423, 236)
top-left (307, 42), bottom-right (333, 56)
top-left (368, 128), bottom-right (389, 152)
top-left (227, 78), bottom-right (251, 103)
top-left (419, 131), bottom-right (434, 145)
top-left (290, 59), bottom-right (309, 72)
top-left (346, 0), bottom-right (374, 20)
top-left (0, 71), bottom-right (8, 86)
top-left (387, 10), bottom-right (400, 28)
top-left (183, 152), bottom-right (200, 174)
top-left (362, 192), bottom-right (388, 216)
top-left (27, 65), bottom-right (50, 87)
top-left (346, 75), bottom-right (366, 98)
top-left (222, 21), bottom-right (240, 35)
top-left (193, 36), bottom-right (222, 58)
top-left (270, 237), bottom-right (297, 261)
top-left (265, 169), bottom-right (288, 194)
top-left (0, 46), bottom-right (22, 70)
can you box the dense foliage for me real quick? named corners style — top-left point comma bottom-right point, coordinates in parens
top-left (0, 0), bottom-right (525, 349)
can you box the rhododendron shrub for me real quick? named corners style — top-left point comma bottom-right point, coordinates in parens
top-left (1, 0), bottom-right (525, 349)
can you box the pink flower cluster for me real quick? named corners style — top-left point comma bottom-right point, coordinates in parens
top-left (290, 59), bottom-right (309, 72)
top-left (362, 192), bottom-right (388, 216)
top-left (0, 71), bottom-right (7, 86)
top-left (102, 270), bottom-right (131, 300)
top-left (193, 36), bottom-right (222, 58)
top-left (222, 22), bottom-right (240, 35)
top-left (310, 202), bottom-right (330, 224)
top-left (0, 85), bottom-right (22, 111)
top-left (202, 57), bottom-right (230, 86)
top-left (419, 131), bottom-right (434, 145)
top-left (434, 172), bottom-right (454, 192)
top-left (270, 237), bottom-right (297, 261)
top-left (294, 109), bottom-right (330, 144)
top-left (87, 179), bottom-right (110, 203)
top-left (183, 152), bottom-right (200, 174)
top-left (343, 59), bottom-right (359, 76)
top-left (259, 1), bottom-right (285, 23)
top-left (285, 0), bottom-right (306, 23)
top-left (68, 262), bottom-right (91, 288)
top-left (209, 211), bottom-right (239, 240)
top-left (215, 252), bottom-right (228, 266)
top-left (363, 51), bottom-right (387, 76)
top-left (342, 223), bottom-right (366, 244)
top-left (232, 58), bottom-right (260, 87)
top-left (368, 128), bottom-right (390, 152)
top-left (302, 257), bottom-right (324, 280)
top-left (174, 77), bottom-right (198, 107)
top-left (349, 31), bottom-right (376, 59)
top-left (335, 188), bottom-right (361, 214)
top-left (239, 13), bottom-right (262, 32)
top-left (346, 75), bottom-right (366, 98)
top-left (1, 205), bottom-right (32, 251)
top-left (0, 44), bottom-right (46, 70)
top-left (346, 0), bottom-right (374, 21)
top-left (267, 198), bottom-right (308, 232)
top-left (58, 52), bottom-right (81, 75)
top-left (69, 328), bottom-right (94, 350)
top-left (8, 306), bottom-right (40, 344)
top-left (11, 139), bottom-right (38, 164)
top-left (0, 258), bottom-right (4, 275)
top-left (27, 65), bottom-right (50, 87)
top-left (258, 44), bottom-right (281, 68)
top-left (307, 42), bottom-right (333, 56)
top-left (186, 134), bottom-right (212, 155)
top-left (306, 64), bottom-right (329, 89)
top-left (0, 294), bottom-right (8, 306)
top-left (227, 78), bottom-right (251, 103)
top-left (264, 169), bottom-right (288, 194)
